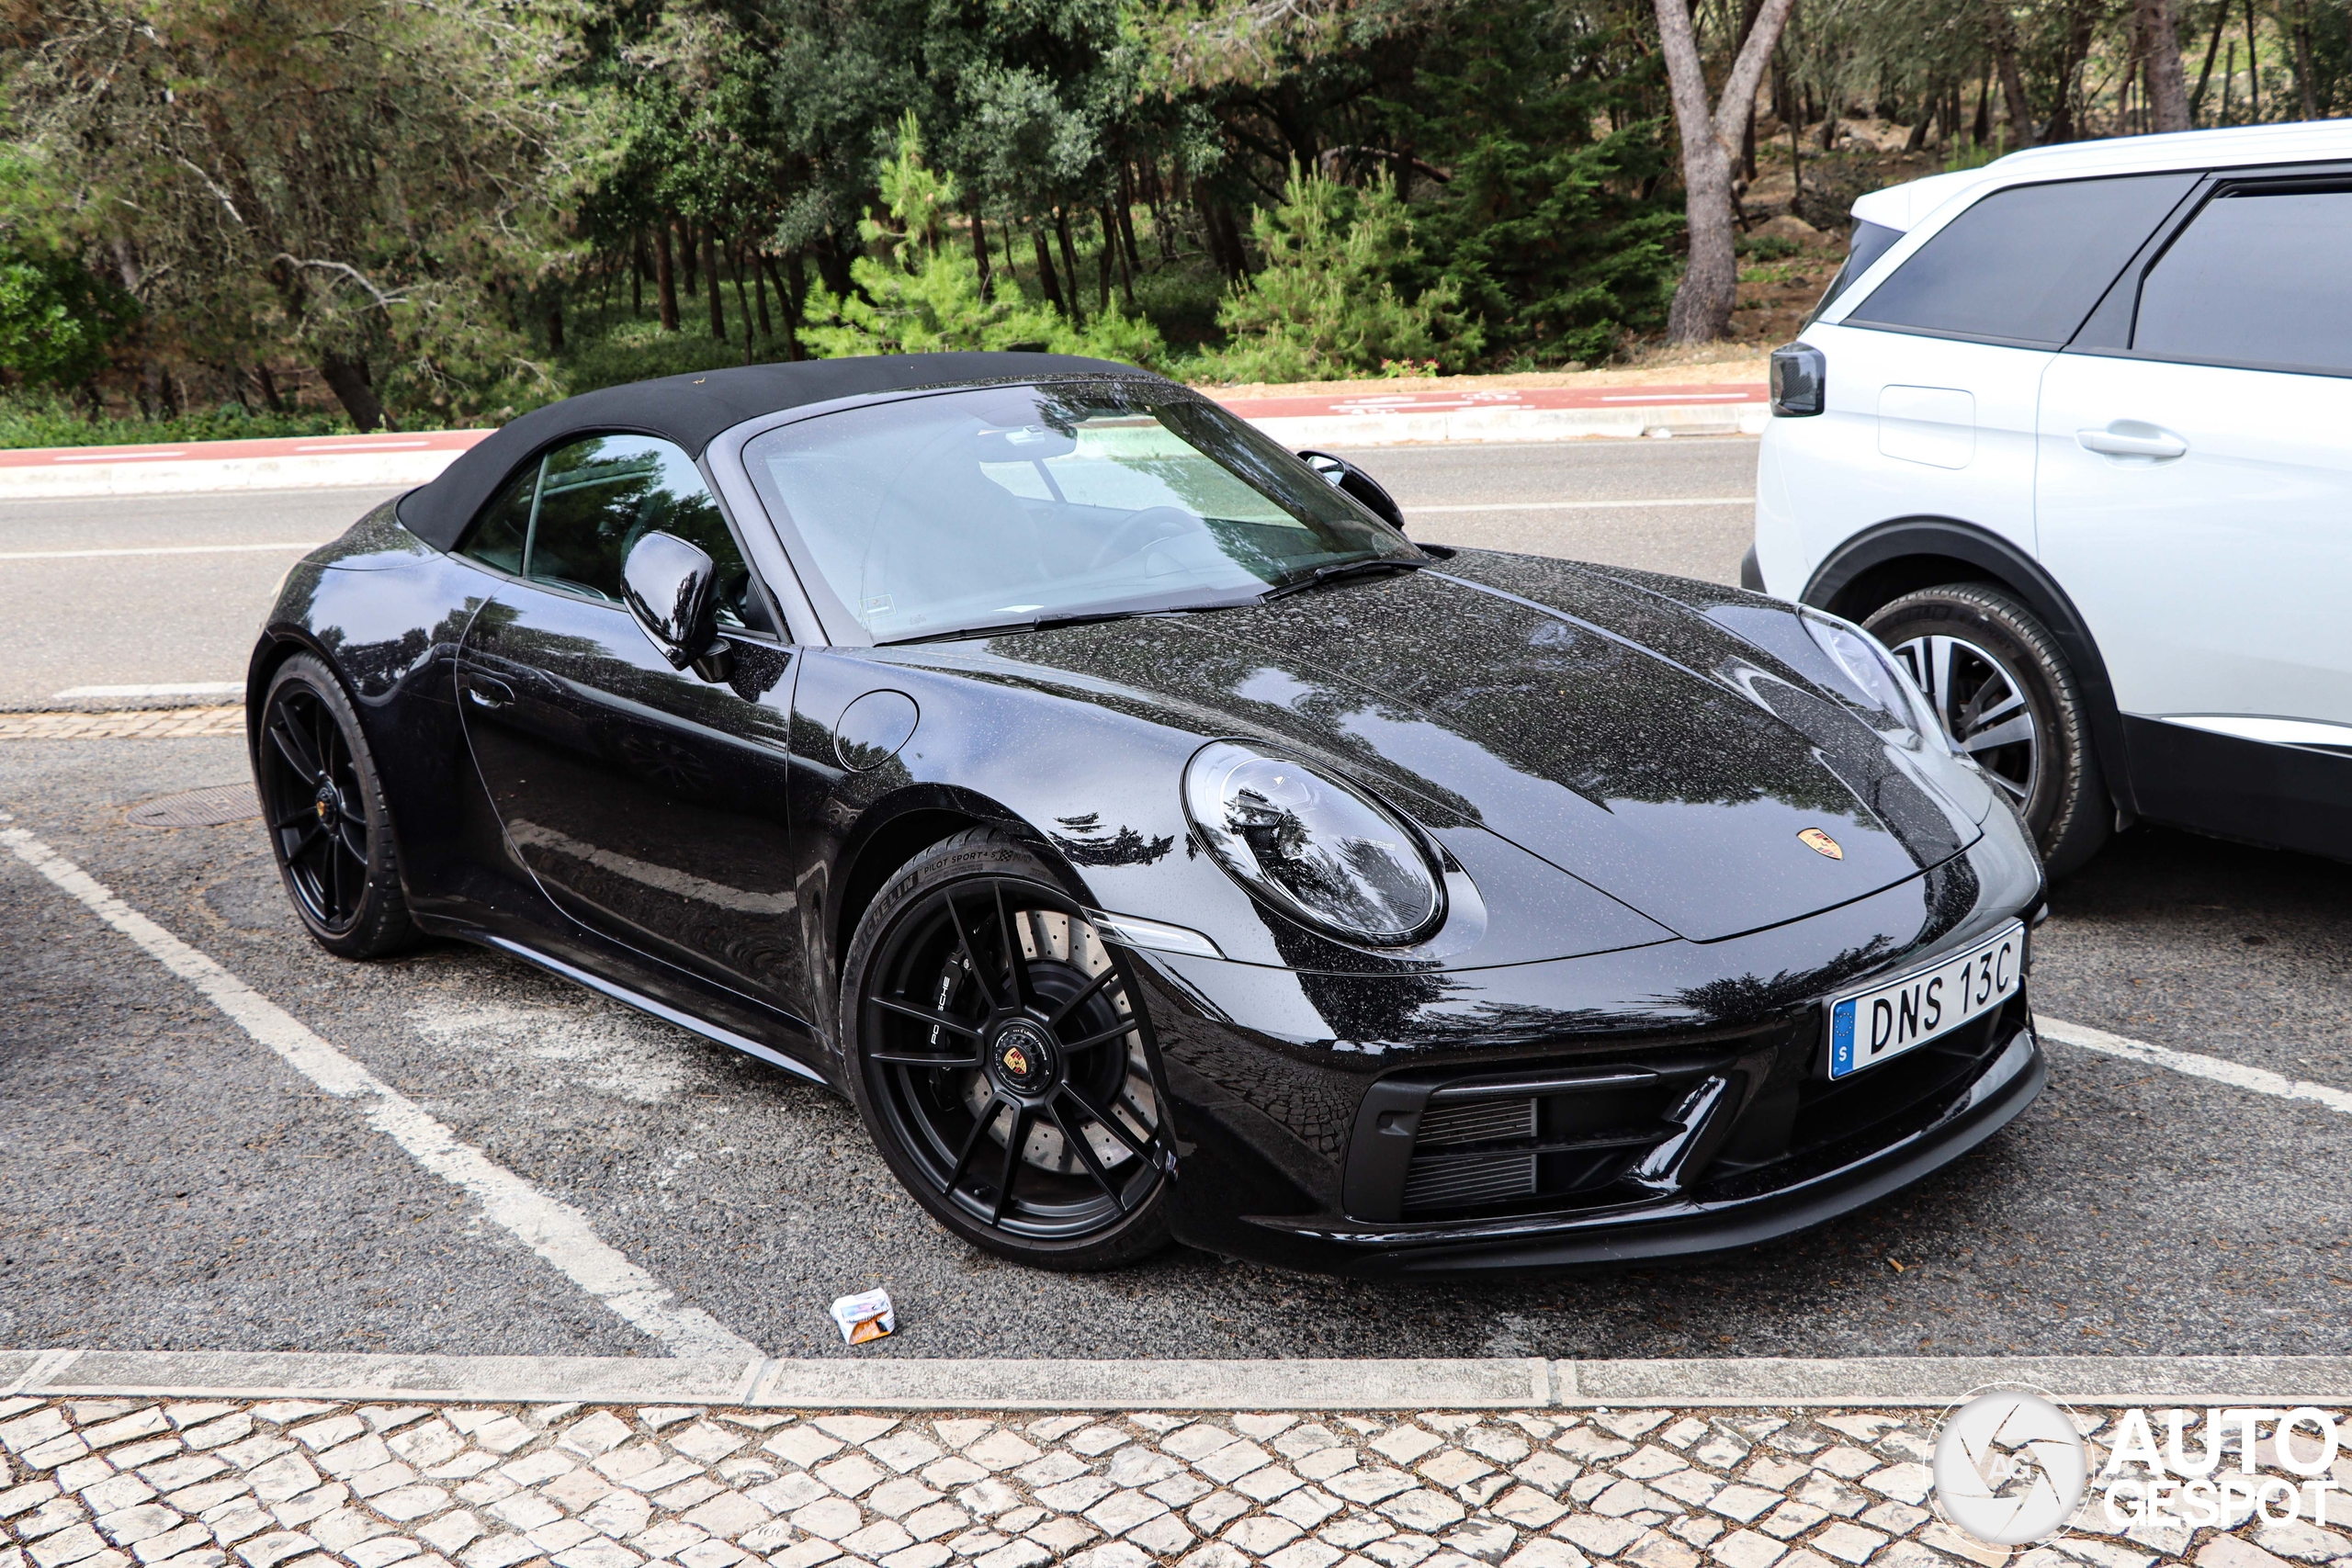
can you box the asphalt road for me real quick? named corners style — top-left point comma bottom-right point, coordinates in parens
top-left (0, 486), bottom-right (404, 708)
top-left (3, 440), bottom-right (2346, 1362)
top-left (0, 437), bottom-right (1753, 707)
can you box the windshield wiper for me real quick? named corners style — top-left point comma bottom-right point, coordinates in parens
top-left (1259, 556), bottom-right (1431, 603)
top-left (879, 607), bottom-right (1161, 647)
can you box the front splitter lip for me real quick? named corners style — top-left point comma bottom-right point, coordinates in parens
top-left (1239, 1021), bottom-right (2045, 1279)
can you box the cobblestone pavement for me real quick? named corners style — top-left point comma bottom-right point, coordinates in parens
top-left (7, 1395), bottom-right (2352, 1568)
top-left (0, 711), bottom-right (243, 740)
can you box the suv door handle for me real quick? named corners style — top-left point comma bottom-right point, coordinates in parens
top-left (463, 675), bottom-right (515, 710)
top-left (2077, 423), bottom-right (2188, 459)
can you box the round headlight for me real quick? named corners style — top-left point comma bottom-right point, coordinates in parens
top-left (1182, 741), bottom-right (1442, 943)
top-left (1801, 609), bottom-right (1949, 752)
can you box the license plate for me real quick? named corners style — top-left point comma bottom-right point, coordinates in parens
top-left (1828, 921), bottom-right (2024, 1078)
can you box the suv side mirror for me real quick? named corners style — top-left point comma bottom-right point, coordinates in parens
top-left (1299, 449), bottom-right (1408, 533)
top-left (622, 531), bottom-right (733, 682)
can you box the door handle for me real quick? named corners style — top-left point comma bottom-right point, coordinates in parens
top-left (463, 675), bottom-right (515, 710)
top-left (2076, 423), bottom-right (2188, 459)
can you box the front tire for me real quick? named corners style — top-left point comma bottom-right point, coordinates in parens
top-left (840, 829), bottom-right (1174, 1271)
top-left (1864, 584), bottom-right (2110, 876)
top-left (253, 653), bottom-right (417, 958)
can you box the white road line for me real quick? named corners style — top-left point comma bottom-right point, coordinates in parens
top-left (2041, 1015), bottom-right (2352, 1116)
top-left (1406, 496), bottom-right (1754, 514)
top-left (0, 541), bottom-right (322, 561)
top-left (0, 823), bottom-right (762, 1359)
top-left (53, 682), bottom-right (245, 700)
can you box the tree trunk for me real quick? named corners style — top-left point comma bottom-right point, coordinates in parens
top-left (1737, 0), bottom-right (1766, 180)
top-left (1989, 5), bottom-right (2036, 145)
top-left (2245, 0), bottom-right (2261, 122)
top-left (763, 252), bottom-right (804, 361)
top-left (1114, 164), bottom-right (1143, 280)
top-left (655, 220), bottom-right (680, 332)
top-left (1056, 209), bottom-right (1086, 327)
top-left (729, 247), bottom-right (753, 362)
top-left (547, 304), bottom-right (564, 354)
top-left (1199, 198), bottom-right (1250, 281)
top-left (2288, 0), bottom-right (2319, 118)
top-left (752, 249), bottom-right (774, 340)
top-left (317, 350), bottom-right (390, 432)
top-left (1096, 207), bottom-right (1114, 313)
top-left (2138, 0), bottom-right (2194, 130)
top-left (1974, 70), bottom-right (1993, 143)
top-left (703, 224), bottom-right (726, 341)
top-left (1031, 228), bottom-right (1067, 315)
top-left (1654, 0), bottom-right (1799, 344)
top-left (2190, 1), bottom-right (2229, 119)
top-left (967, 201), bottom-right (993, 299)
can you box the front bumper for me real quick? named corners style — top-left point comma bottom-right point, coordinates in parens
top-left (1242, 1013), bottom-right (2041, 1278)
top-left (1136, 828), bottom-right (2047, 1278)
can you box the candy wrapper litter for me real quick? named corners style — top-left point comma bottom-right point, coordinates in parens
top-left (830, 1288), bottom-right (895, 1345)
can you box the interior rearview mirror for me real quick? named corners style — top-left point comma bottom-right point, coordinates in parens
top-left (1298, 449), bottom-right (1407, 533)
top-left (622, 531), bottom-right (733, 682)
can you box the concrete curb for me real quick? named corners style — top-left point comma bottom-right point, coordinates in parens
top-left (1248, 401), bottom-right (1770, 449)
top-left (7, 1349), bottom-right (2350, 1409)
top-left (0, 450), bottom-right (464, 499)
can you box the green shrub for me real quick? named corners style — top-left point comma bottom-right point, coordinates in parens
top-left (0, 393), bottom-right (352, 449)
top-left (803, 115), bottom-right (1166, 368)
top-left (0, 246), bottom-right (137, 392)
top-left (1419, 127), bottom-right (1679, 368)
top-left (1195, 164), bottom-right (1478, 383)
top-left (1736, 233), bottom-right (1800, 259)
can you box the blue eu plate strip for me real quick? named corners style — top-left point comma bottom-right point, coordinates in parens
top-left (1831, 998), bottom-right (1856, 1077)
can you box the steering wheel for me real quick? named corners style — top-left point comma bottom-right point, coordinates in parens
top-left (1087, 505), bottom-right (1198, 573)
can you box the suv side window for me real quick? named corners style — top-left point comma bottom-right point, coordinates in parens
top-left (458, 434), bottom-right (776, 635)
top-left (2133, 186), bottom-right (2352, 376)
top-left (1843, 173), bottom-right (2197, 347)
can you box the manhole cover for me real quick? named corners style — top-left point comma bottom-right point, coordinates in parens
top-left (129, 783), bottom-right (261, 828)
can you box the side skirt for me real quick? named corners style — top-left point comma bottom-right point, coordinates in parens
top-left (477, 931), bottom-right (833, 1089)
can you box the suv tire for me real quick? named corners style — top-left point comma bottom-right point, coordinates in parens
top-left (1864, 584), bottom-right (2111, 877)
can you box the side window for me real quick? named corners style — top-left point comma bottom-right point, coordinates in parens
top-left (1842, 174), bottom-right (2196, 347)
top-left (458, 434), bottom-right (775, 634)
top-left (460, 464), bottom-right (536, 575)
top-left (2133, 186), bottom-right (2352, 376)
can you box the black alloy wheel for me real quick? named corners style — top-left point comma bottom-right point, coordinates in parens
top-left (254, 653), bottom-right (416, 958)
top-left (842, 829), bottom-right (1173, 1269)
top-left (1864, 583), bottom-right (2111, 877)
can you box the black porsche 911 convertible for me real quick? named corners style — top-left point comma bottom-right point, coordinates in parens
top-left (247, 351), bottom-right (2045, 1276)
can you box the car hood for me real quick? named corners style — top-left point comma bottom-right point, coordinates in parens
top-left (971, 550), bottom-right (1980, 943)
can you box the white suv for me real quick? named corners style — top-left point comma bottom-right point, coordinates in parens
top-left (1749, 121), bottom-right (2352, 875)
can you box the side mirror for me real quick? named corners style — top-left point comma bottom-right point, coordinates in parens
top-left (622, 531), bottom-right (733, 682)
top-left (1298, 449), bottom-right (1407, 533)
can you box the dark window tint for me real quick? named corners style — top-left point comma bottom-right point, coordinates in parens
top-left (2134, 187), bottom-right (2352, 375)
top-left (459, 434), bottom-right (770, 631)
top-left (1809, 220), bottom-right (1904, 321)
top-left (460, 465), bottom-right (536, 575)
top-left (1844, 173), bottom-right (2196, 346)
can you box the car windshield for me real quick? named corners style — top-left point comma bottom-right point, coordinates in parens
top-left (741, 378), bottom-right (1418, 643)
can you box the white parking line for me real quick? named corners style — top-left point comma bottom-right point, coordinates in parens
top-left (1406, 496), bottom-right (1753, 513)
top-left (0, 821), bottom-right (762, 1359)
top-left (0, 541), bottom-right (322, 561)
top-left (52, 682), bottom-right (245, 700)
top-left (2041, 1015), bottom-right (2352, 1115)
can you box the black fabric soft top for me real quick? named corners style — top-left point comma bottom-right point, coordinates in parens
top-left (394, 352), bottom-right (1151, 551)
